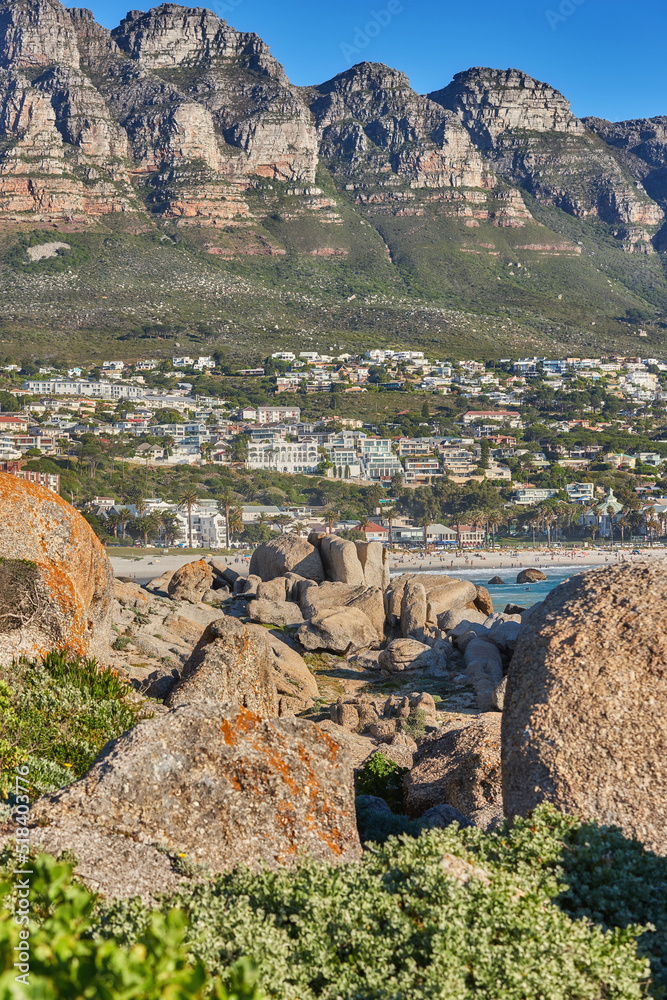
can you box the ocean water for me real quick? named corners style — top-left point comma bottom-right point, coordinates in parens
top-left (391, 561), bottom-right (605, 609)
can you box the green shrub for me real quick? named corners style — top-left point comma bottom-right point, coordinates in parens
top-left (94, 806), bottom-right (663, 999)
top-left (402, 707), bottom-right (428, 739)
top-left (355, 751), bottom-right (408, 812)
top-left (0, 653), bottom-right (147, 801)
top-left (0, 853), bottom-right (262, 999)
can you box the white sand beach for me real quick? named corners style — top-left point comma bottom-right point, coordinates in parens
top-left (109, 544), bottom-right (667, 586)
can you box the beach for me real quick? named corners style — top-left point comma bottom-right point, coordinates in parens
top-left (109, 544), bottom-right (667, 589)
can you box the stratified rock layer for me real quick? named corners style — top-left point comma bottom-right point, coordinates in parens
top-left (0, 3), bottom-right (662, 241)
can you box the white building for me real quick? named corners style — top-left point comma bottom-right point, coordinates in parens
top-left (566, 482), bottom-right (595, 502)
top-left (325, 447), bottom-right (362, 478)
top-left (257, 406), bottom-right (301, 425)
top-left (512, 487), bottom-right (558, 505)
top-left (246, 440), bottom-right (319, 474)
top-left (23, 379), bottom-right (144, 400)
top-left (173, 502), bottom-right (226, 548)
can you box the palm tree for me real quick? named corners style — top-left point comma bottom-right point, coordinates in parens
top-left (544, 511), bottom-right (557, 548)
top-left (159, 511), bottom-right (180, 547)
top-left (177, 488), bottom-right (198, 549)
top-left (228, 505), bottom-right (244, 542)
top-left (273, 514), bottom-right (293, 534)
top-left (487, 511), bottom-right (504, 551)
top-left (415, 514), bottom-right (433, 552)
top-left (618, 515), bottom-right (629, 546)
top-left (117, 507), bottom-right (133, 541)
top-left (383, 505), bottom-right (398, 548)
top-left (141, 512), bottom-right (160, 547)
top-left (529, 516), bottom-right (540, 547)
top-left (646, 512), bottom-right (660, 547)
top-left (105, 512), bottom-right (120, 539)
top-left (323, 504), bottom-right (339, 534)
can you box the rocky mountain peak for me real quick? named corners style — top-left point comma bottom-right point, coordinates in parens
top-left (110, 2), bottom-right (287, 82)
top-left (430, 66), bottom-right (585, 148)
top-left (316, 61), bottom-right (411, 98)
top-left (0, 0), bottom-right (80, 70)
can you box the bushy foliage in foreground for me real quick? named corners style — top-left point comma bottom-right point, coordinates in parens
top-left (96, 806), bottom-right (666, 1000)
top-left (0, 854), bottom-right (262, 999)
top-left (0, 652), bottom-right (147, 802)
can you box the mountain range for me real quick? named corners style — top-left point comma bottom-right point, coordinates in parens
top-left (1, 0), bottom-right (667, 362)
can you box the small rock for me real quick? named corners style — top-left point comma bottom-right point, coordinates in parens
top-left (504, 603), bottom-right (527, 615)
top-left (166, 616), bottom-right (278, 716)
top-left (419, 803), bottom-right (473, 830)
top-left (367, 718), bottom-right (397, 741)
top-left (516, 568), bottom-right (547, 584)
top-left (355, 794), bottom-right (391, 815)
top-left (246, 598), bottom-right (305, 628)
top-left (404, 714), bottom-right (502, 829)
top-left (168, 559), bottom-right (214, 604)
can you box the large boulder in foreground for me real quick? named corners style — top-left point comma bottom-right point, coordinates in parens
top-left (25, 703), bottom-right (361, 900)
top-left (0, 474), bottom-right (113, 664)
top-left (503, 560), bottom-right (667, 854)
top-left (249, 535), bottom-right (325, 583)
top-left (405, 714), bottom-right (502, 829)
top-left (167, 616), bottom-right (278, 716)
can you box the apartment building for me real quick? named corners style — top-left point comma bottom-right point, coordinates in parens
top-left (512, 487), bottom-right (559, 504)
top-left (246, 440), bottom-right (320, 474)
top-left (24, 379), bottom-right (144, 400)
top-left (404, 459), bottom-right (444, 485)
top-left (257, 406), bottom-right (301, 425)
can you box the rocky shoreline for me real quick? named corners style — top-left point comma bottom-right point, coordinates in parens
top-left (0, 479), bottom-right (665, 902)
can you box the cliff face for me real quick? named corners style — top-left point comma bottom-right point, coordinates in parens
top-left (0, 1), bottom-right (663, 245)
top-left (430, 67), bottom-right (586, 148)
top-left (430, 67), bottom-right (662, 233)
top-left (0, 0), bottom-right (80, 70)
top-left (304, 62), bottom-right (532, 230)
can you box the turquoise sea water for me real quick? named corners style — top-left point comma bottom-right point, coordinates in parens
top-left (391, 561), bottom-right (607, 609)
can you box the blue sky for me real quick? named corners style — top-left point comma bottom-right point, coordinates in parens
top-left (85, 0), bottom-right (666, 122)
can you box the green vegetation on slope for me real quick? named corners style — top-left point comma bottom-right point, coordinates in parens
top-left (0, 651), bottom-right (148, 802)
top-left (1, 168), bottom-right (666, 364)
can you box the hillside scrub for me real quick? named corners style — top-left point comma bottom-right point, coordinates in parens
top-left (94, 805), bottom-right (666, 999)
top-left (0, 651), bottom-right (150, 804)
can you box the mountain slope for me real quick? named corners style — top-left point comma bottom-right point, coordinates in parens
top-left (0, 0), bottom-right (666, 361)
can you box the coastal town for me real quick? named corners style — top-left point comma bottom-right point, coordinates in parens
top-left (0, 347), bottom-right (666, 549)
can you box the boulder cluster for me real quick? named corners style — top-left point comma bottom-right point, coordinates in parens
top-left (1, 480), bottom-right (665, 900)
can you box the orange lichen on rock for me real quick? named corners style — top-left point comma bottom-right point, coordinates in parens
top-left (0, 473), bottom-right (114, 664)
